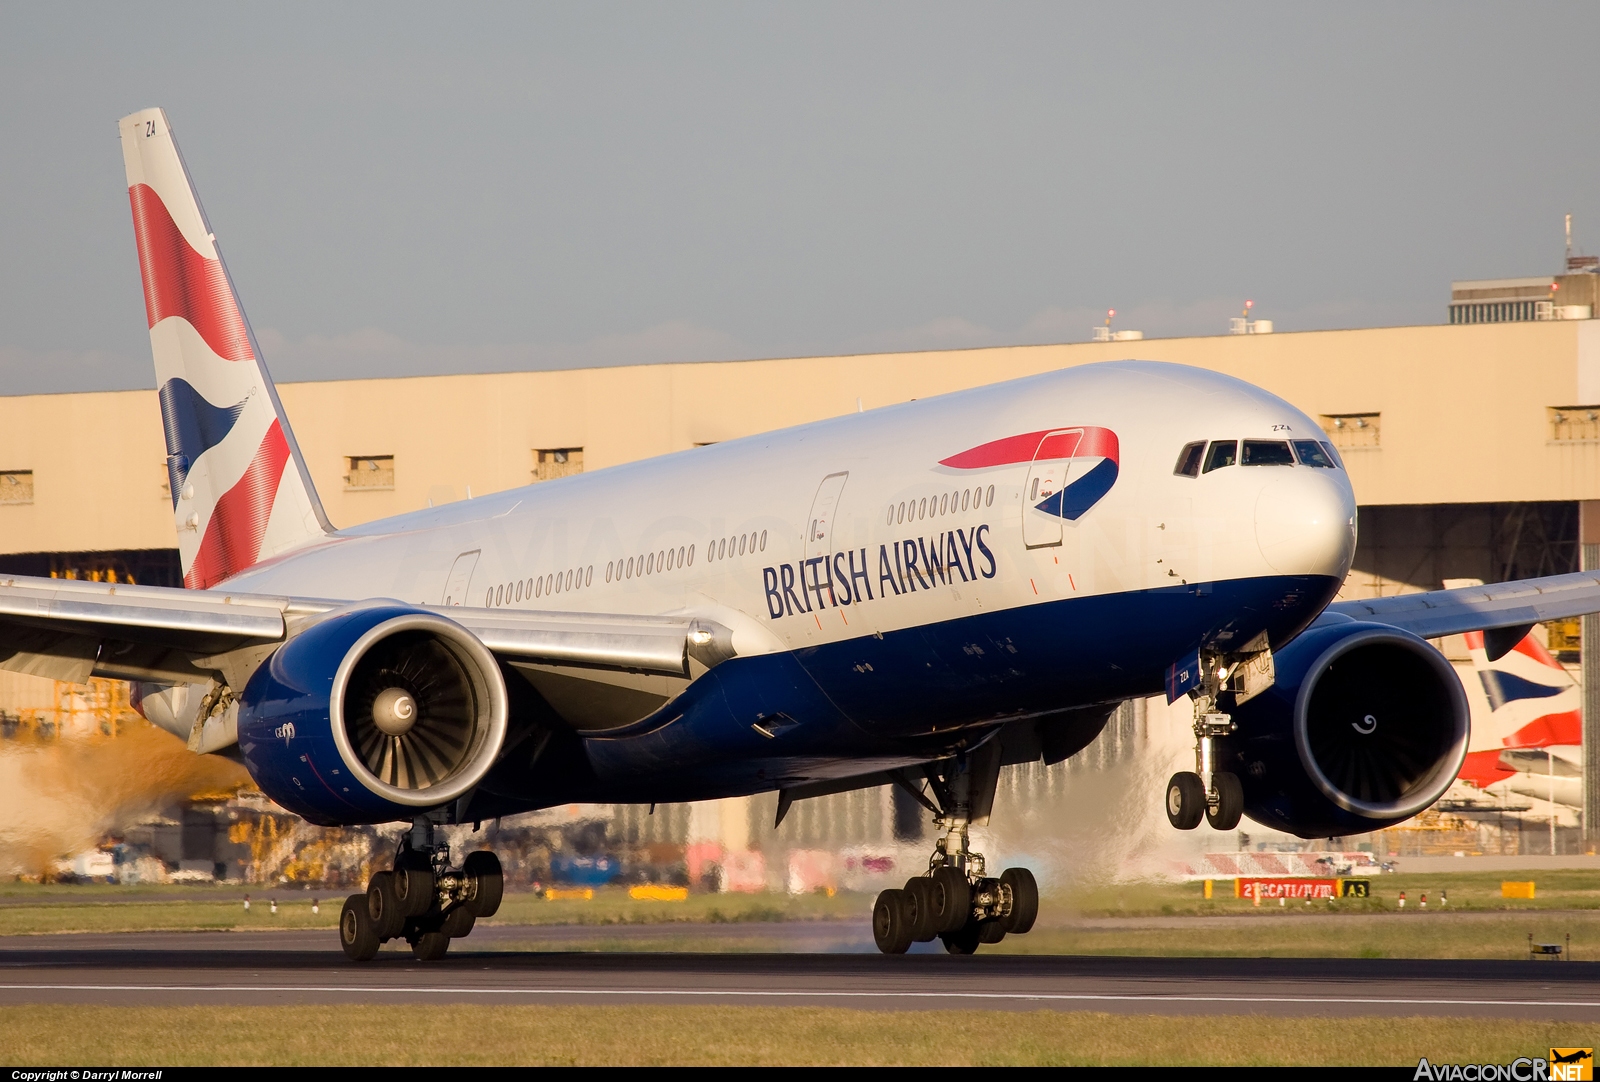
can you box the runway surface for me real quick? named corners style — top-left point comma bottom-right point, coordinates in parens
top-left (1, 924), bottom-right (1597, 1017)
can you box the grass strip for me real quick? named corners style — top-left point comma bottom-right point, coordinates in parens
top-left (1063, 869), bottom-right (1600, 917)
top-left (996, 911), bottom-right (1600, 959)
top-left (0, 1005), bottom-right (1585, 1066)
top-left (0, 887), bottom-right (856, 936)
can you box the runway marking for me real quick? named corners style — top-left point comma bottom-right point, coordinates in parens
top-left (1, 984), bottom-right (1596, 1010)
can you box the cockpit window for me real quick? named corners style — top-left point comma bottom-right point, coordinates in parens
top-left (1320, 440), bottom-right (1345, 469)
top-left (1202, 440), bottom-right (1237, 472)
top-left (1174, 441), bottom-right (1206, 477)
top-left (1241, 439), bottom-right (1294, 465)
top-left (1292, 440), bottom-right (1335, 468)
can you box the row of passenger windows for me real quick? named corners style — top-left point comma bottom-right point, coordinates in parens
top-left (886, 485), bottom-right (996, 526)
top-left (1173, 439), bottom-right (1342, 477)
top-left (706, 530), bottom-right (767, 562)
top-left (489, 565), bottom-right (593, 606)
top-left (487, 531), bottom-right (778, 607)
top-left (605, 531), bottom-right (769, 584)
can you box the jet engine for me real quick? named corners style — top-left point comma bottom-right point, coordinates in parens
top-left (1219, 621), bottom-right (1470, 838)
top-left (236, 605), bottom-right (508, 825)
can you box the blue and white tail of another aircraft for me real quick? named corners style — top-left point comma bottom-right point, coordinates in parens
top-left (5, 109), bottom-right (1600, 957)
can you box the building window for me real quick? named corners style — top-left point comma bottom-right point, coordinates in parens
top-left (345, 455), bottom-right (395, 490)
top-left (0, 470), bottom-right (34, 504)
top-left (1320, 413), bottom-right (1380, 450)
top-left (533, 448), bottom-right (583, 482)
top-left (1548, 406), bottom-right (1600, 441)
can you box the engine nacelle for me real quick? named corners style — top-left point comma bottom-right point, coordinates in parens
top-left (236, 605), bottom-right (509, 825)
top-left (1220, 620), bottom-right (1469, 839)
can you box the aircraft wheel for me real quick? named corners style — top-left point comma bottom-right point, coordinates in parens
top-left (978, 920), bottom-right (1007, 945)
top-left (464, 850), bottom-right (504, 918)
top-left (1207, 772), bottom-right (1244, 830)
top-left (1203, 768), bottom-right (1241, 825)
top-left (412, 930), bottom-right (451, 961)
top-left (872, 889), bottom-right (913, 954)
top-left (903, 877), bottom-right (937, 941)
top-left (393, 860), bottom-right (435, 918)
top-left (441, 905), bottom-right (476, 939)
top-left (999, 867), bottom-right (1039, 934)
top-left (366, 871), bottom-right (405, 940)
top-left (339, 894), bottom-right (379, 962)
top-left (940, 919), bottom-right (983, 955)
top-left (928, 866), bottom-right (972, 934)
top-left (1166, 771), bottom-right (1206, 830)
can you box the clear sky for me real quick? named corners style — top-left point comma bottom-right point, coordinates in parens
top-left (2, 1), bottom-right (1597, 394)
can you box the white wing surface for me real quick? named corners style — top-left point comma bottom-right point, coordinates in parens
top-left (0, 574), bottom-right (713, 687)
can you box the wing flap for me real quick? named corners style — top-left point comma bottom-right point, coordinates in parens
top-left (0, 576), bottom-right (286, 645)
top-left (0, 574), bottom-right (712, 686)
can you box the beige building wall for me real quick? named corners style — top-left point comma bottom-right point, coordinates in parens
top-left (0, 320), bottom-right (1596, 555)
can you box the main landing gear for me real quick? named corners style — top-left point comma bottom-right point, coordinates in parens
top-left (871, 755), bottom-right (1039, 955)
top-left (1166, 654), bottom-right (1244, 832)
top-left (339, 817), bottom-right (504, 962)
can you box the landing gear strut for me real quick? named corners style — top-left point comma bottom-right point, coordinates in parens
top-left (871, 753), bottom-right (1038, 955)
top-left (340, 816), bottom-right (504, 962)
top-left (1166, 652), bottom-right (1244, 832)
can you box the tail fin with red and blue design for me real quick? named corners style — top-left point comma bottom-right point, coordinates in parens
top-left (1457, 626), bottom-right (1582, 789)
top-left (119, 109), bottom-right (330, 589)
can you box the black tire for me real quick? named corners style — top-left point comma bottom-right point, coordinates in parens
top-left (412, 930), bottom-right (450, 961)
top-left (366, 871), bottom-right (404, 940)
top-left (1166, 771), bottom-right (1206, 830)
top-left (903, 877), bottom-right (937, 942)
top-left (393, 865), bottom-right (435, 918)
top-left (464, 850), bottom-right (504, 918)
top-left (339, 894), bottom-right (380, 962)
top-left (441, 905), bottom-right (476, 939)
top-left (928, 866), bottom-right (972, 934)
top-left (978, 920), bottom-right (1007, 944)
top-left (871, 889), bottom-right (913, 954)
top-left (940, 919), bottom-right (982, 955)
top-left (999, 867), bottom-right (1039, 935)
top-left (1207, 772), bottom-right (1244, 831)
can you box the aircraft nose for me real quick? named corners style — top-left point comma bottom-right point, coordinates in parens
top-left (1254, 469), bottom-right (1357, 577)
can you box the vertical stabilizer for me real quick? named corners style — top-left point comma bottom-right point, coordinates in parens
top-left (1458, 627), bottom-right (1582, 788)
top-left (119, 108), bottom-right (331, 588)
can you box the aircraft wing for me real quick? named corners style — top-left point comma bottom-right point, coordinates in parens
top-left (0, 573), bottom-right (717, 686)
top-left (1326, 570), bottom-right (1600, 648)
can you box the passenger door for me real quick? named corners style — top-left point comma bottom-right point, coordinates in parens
top-left (440, 549), bottom-right (481, 606)
top-left (804, 472), bottom-right (850, 558)
top-left (1021, 430), bottom-right (1082, 548)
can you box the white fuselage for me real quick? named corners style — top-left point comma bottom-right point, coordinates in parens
top-left (226, 361), bottom-right (1357, 651)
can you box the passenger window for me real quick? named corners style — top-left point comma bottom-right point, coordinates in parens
top-left (1241, 440), bottom-right (1294, 466)
top-left (1292, 440), bottom-right (1334, 468)
top-left (1320, 441), bottom-right (1345, 469)
top-left (1174, 441), bottom-right (1206, 477)
top-left (1203, 441), bottom-right (1237, 472)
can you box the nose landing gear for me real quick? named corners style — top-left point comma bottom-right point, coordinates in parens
top-left (339, 816), bottom-right (504, 962)
top-left (1166, 652), bottom-right (1249, 832)
top-left (871, 753), bottom-right (1039, 955)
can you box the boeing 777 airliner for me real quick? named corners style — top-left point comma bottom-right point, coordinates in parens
top-left (4, 109), bottom-right (1597, 958)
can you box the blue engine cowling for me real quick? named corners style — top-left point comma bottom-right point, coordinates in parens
top-left (236, 604), bottom-right (509, 825)
top-left (1217, 619), bottom-right (1470, 839)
